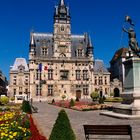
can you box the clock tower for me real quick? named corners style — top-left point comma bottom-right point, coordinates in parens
top-left (53, 0), bottom-right (71, 58)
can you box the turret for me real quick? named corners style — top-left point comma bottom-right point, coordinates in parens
top-left (54, 0), bottom-right (70, 24)
top-left (86, 35), bottom-right (93, 58)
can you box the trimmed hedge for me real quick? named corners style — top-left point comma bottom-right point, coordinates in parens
top-left (49, 109), bottom-right (76, 140)
top-left (21, 100), bottom-right (32, 114)
top-left (105, 97), bottom-right (123, 102)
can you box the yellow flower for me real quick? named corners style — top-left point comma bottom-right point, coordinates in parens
top-left (13, 132), bottom-right (17, 136)
top-left (9, 135), bottom-right (13, 139)
top-left (1, 132), bottom-right (5, 136)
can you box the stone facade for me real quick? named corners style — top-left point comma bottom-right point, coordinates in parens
top-left (29, 0), bottom-right (94, 101)
top-left (93, 60), bottom-right (110, 97)
top-left (9, 58), bottom-right (29, 102)
top-left (110, 47), bottom-right (129, 86)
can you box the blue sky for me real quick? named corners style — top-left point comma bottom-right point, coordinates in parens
top-left (0, 0), bottom-right (140, 80)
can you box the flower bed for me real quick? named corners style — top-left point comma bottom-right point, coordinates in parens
top-left (51, 100), bottom-right (112, 111)
top-left (71, 104), bottom-right (112, 111)
top-left (0, 111), bottom-right (47, 140)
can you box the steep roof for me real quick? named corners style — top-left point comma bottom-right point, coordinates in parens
top-left (110, 47), bottom-right (129, 63)
top-left (94, 59), bottom-right (109, 73)
top-left (11, 58), bottom-right (29, 71)
top-left (31, 32), bottom-right (91, 58)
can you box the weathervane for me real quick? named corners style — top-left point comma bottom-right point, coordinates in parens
top-left (123, 16), bottom-right (140, 57)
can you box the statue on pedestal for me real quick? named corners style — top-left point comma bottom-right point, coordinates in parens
top-left (123, 16), bottom-right (140, 56)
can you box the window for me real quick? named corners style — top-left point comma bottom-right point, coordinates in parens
top-left (61, 26), bottom-right (64, 31)
top-left (48, 69), bottom-right (53, 80)
top-left (13, 89), bottom-right (16, 95)
top-left (25, 79), bottom-right (28, 85)
top-left (48, 85), bottom-right (53, 96)
top-left (42, 48), bottom-right (48, 56)
top-left (76, 70), bottom-right (81, 80)
top-left (83, 70), bottom-right (88, 80)
top-left (95, 77), bottom-right (97, 85)
top-left (105, 77), bottom-right (107, 85)
top-left (25, 89), bottom-right (28, 94)
top-left (36, 69), bottom-right (41, 80)
top-left (77, 49), bottom-right (83, 57)
top-left (36, 85), bottom-right (39, 96)
top-left (83, 85), bottom-right (89, 95)
top-left (99, 77), bottom-right (103, 85)
top-left (13, 78), bottom-right (17, 85)
top-left (60, 70), bottom-right (69, 80)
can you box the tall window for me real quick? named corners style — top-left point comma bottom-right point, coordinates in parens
top-left (83, 85), bottom-right (89, 95)
top-left (99, 77), bottom-right (103, 85)
top-left (48, 85), bottom-right (53, 96)
top-left (83, 70), bottom-right (88, 80)
top-left (48, 69), bottom-right (53, 80)
top-left (95, 77), bottom-right (97, 85)
top-left (36, 85), bottom-right (39, 96)
top-left (60, 70), bottom-right (69, 80)
top-left (76, 70), bottom-right (81, 80)
top-left (77, 49), bottom-right (83, 57)
top-left (42, 48), bottom-right (48, 56)
top-left (13, 79), bottom-right (17, 85)
top-left (13, 89), bottom-right (16, 95)
top-left (25, 89), bottom-right (28, 94)
top-left (105, 77), bottom-right (107, 85)
top-left (36, 69), bottom-right (40, 80)
top-left (25, 79), bottom-right (28, 85)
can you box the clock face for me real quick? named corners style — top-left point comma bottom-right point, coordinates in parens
top-left (59, 45), bottom-right (66, 53)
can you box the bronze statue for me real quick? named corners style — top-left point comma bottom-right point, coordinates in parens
top-left (123, 16), bottom-right (140, 56)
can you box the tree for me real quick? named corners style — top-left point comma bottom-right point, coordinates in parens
top-left (49, 109), bottom-right (76, 140)
top-left (0, 96), bottom-right (9, 105)
top-left (90, 92), bottom-right (99, 101)
top-left (69, 98), bottom-right (75, 107)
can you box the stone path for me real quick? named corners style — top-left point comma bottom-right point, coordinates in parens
top-left (33, 102), bottom-right (140, 140)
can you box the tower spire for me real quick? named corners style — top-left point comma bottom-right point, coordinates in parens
top-left (60, 0), bottom-right (64, 6)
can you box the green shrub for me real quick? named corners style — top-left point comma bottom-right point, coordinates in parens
top-left (49, 109), bottom-right (76, 140)
top-left (105, 97), bottom-right (123, 102)
top-left (98, 96), bottom-right (106, 104)
top-left (10, 96), bottom-right (15, 101)
top-left (98, 97), bottom-right (104, 104)
top-left (24, 120), bottom-right (30, 128)
top-left (61, 95), bottom-right (66, 100)
top-left (21, 100), bottom-right (32, 114)
top-left (0, 96), bottom-right (9, 105)
top-left (69, 98), bottom-right (75, 107)
top-left (110, 93), bottom-right (114, 97)
top-left (90, 92), bottom-right (99, 101)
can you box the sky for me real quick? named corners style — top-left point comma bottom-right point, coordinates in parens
top-left (0, 0), bottom-right (140, 80)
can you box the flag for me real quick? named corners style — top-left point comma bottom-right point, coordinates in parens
top-left (125, 16), bottom-right (134, 26)
top-left (38, 63), bottom-right (42, 72)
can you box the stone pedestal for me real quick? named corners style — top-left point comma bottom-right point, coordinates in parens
top-left (101, 57), bottom-right (140, 119)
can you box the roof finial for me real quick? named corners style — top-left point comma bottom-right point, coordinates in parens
top-left (89, 35), bottom-right (92, 47)
top-left (60, 0), bottom-right (64, 6)
top-left (30, 33), bottom-right (34, 45)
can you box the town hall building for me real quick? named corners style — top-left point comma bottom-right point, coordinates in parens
top-left (29, 0), bottom-right (94, 101)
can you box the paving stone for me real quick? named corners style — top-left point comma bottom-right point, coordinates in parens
top-left (33, 102), bottom-right (140, 140)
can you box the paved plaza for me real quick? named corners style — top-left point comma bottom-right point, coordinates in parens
top-left (33, 102), bottom-right (140, 140)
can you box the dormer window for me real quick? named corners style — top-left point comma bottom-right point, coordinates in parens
top-left (41, 47), bottom-right (48, 56)
top-left (77, 49), bottom-right (83, 57)
top-left (18, 65), bottom-right (25, 72)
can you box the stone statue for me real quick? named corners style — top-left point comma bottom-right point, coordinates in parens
top-left (123, 16), bottom-right (140, 56)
